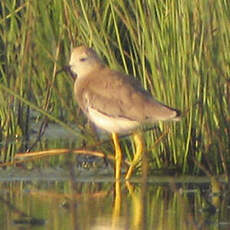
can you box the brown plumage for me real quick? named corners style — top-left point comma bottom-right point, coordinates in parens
top-left (69, 45), bottom-right (180, 134)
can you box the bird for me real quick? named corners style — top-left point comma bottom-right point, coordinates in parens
top-left (65, 45), bottom-right (181, 180)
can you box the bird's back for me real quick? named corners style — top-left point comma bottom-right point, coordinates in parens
top-left (74, 67), bottom-right (181, 123)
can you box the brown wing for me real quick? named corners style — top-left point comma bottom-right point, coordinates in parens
top-left (76, 68), bottom-right (179, 122)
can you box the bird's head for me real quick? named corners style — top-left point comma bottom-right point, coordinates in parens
top-left (68, 45), bottom-right (104, 79)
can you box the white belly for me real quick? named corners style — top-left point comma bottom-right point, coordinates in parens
top-left (87, 107), bottom-right (139, 134)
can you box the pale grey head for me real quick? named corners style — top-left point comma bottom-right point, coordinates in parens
top-left (69, 46), bottom-right (104, 79)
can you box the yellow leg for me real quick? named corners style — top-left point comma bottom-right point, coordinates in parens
top-left (112, 181), bottom-right (121, 220)
top-left (112, 133), bottom-right (122, 180)
top-left (125, 132), bottom-right (144, 180)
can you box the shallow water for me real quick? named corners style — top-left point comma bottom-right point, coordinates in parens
top-left (1, 123), bottom-right (229, 230)
top-left (0, 169), bottom-right (229, 230)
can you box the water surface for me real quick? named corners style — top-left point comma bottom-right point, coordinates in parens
top-left (0, 170), bottom-right (229, 230)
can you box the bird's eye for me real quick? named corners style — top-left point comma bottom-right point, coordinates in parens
top-left (80, 57), bottom-right (87, 62)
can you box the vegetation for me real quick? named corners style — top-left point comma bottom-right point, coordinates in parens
top-left (0, 0), bottom-right (229, 176)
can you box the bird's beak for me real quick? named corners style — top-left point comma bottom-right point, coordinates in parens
top-left (56, 65), bottom-right (78, 80)
top-left (63, 65), bottom-right (78, 80)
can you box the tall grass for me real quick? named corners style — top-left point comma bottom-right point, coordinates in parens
top-left (0, 0), bottom-right (229, 175)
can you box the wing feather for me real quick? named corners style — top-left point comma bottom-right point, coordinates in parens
top-left (76, 68), bottom-right (179, 122)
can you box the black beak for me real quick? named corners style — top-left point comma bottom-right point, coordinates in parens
top-left (56, 65), bottom-right (77, 80)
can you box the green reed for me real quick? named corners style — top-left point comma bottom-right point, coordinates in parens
top-left (0, 0), bottom-right (229, 175)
